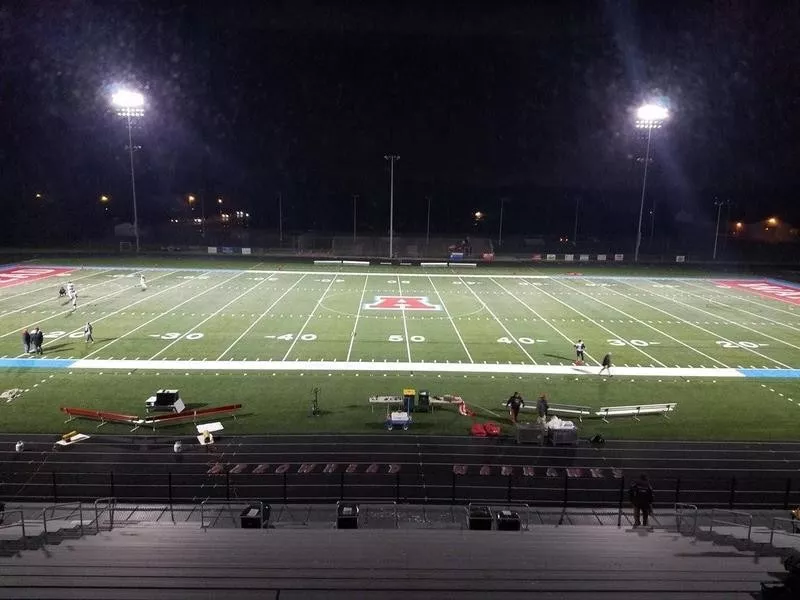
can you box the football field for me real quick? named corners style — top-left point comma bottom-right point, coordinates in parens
top-left (1, 262), bottom-right (799, 439)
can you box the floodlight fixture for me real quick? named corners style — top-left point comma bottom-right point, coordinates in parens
top-left (112, 90), bottom-right (145, 117)
top-left (635, 104), bottom-right (668, 129)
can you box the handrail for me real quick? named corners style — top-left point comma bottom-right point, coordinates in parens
top-left (200, 498), bottom-right (267, 530)
top-left (41, 502), bottom-right (85, 536)
top-left (0, 509), bottom-right (26, 540)
top-left (93, 497), bottom-right (117, 532)
top-left (709, 508), bottom-right (752, 540)
top-left (675, 503), bottom-right (698, 536)
top-left (769, 516), bottom-right (800, 545)
top-left (336, 500), bottom-right (397, 528)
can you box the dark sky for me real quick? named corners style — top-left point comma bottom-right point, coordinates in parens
top-left (1, 0), bottom-right (799, 243)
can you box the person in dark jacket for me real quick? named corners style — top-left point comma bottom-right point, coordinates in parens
top-left (599, 352), bottom-right (613, 376)
top-left (536, 394), bottom-right (550, 425)
top-left (22, 329), bottom-right (31, 354)
top-left (506, 392), bottom-right (524, 424)
top-left (629, 473), bottom-right (654, 527)
top-left (33, 327), bottom-right (44, 355)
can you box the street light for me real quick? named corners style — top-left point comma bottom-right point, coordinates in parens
top-left (384, 154), bottom-right (400, 258)
top-left (111, 89), bottom-right (145, 252)
top-left (634, 103), bottom-right (668, 262)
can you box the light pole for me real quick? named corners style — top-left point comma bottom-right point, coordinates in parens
top-left (634, 103), bottom-right (668, 262)
top-left (425, 195), bottom-right (431, 253)
top-left (572, 196), bottom-right (579, 246)
top-left (352, 194), bottom-right (358, 242)
top-left (498, 198), bottom-right (507, 248)
top-left (384, 154), bottom-right (400, 258)
top-left (111, 90), bottom-right (145, 252)
top-left (712, 198), bottom-right (727, 260)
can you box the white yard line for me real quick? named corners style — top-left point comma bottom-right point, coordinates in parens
top-left (281, 276), bottom-right (339, 361)
top-left (683, 279), bottom-right (800, 319)
top-left (217, 274), bottom-right (308, 360)
top-left (428, 275), bottom-right (473, 363)
top-left (610, 279), bottom-right (794, 368)
top-left (524, 277), bottom-right (667, 367)
top-left (679, 279), bottom-right (800, 333)
top-left (345, 275), bottom-right (370, 362)
top-left (396, 275), bottom-right (412, 363)
top-left (151, 275), bottom-right (274, 360)
top-left (458, 276), bottom-right (537, 364)
top-left (10, 270), bottom-right (179, 350)
top-left (626, 280), bottom-right (800, 355)
top-left (553, 278), bottom-right (729, 368)
top-left (83, 270), bottom-right (248, 359)
top-left (491, 277), bottom-right (600, 366)
top-left (0, 269), bottom-right (123, 329)
top-left (0, 268), bottom-right (113, 305)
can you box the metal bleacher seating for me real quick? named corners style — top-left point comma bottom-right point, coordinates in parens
top-left (0, 502), bottom-right (787, 599)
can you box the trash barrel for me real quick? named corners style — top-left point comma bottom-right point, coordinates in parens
top-left (468, 505), bottom-right (493, 530)
top-left (495, 510), bottom-right (521, 531)
top-left (337, 502), bottom-right (359, 529)
top-left (240, 504), bottom-right (265, 529)
top-left (417, 390), bottom-right (430, 413)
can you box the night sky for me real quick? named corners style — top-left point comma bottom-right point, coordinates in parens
top-left (1, 1), bottom-right (799, 245)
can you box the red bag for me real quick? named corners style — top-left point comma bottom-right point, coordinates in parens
top-left (484, 422), bottom-right (501, 437)
top-left (471, 423), bottom-right (487, 437)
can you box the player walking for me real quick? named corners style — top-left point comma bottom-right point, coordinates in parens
top-left (599, 352), bottom-right (613, 376)
top-left (66, 281), bottom-right (75, 300)
top-left (140, 274), bottom-right (147, 291)
top-left (574, 339), bottom-right (586, 364)
top-left (71, 292), bottom-right (78, 310)
top-left (84, 322), bottom-right (94, 343)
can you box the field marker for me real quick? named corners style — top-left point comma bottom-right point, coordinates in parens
top-left (395, 276), bottom-right (412, 362)
top-left (427, 275), bottom-right (473, 363)
top-left (282, 275), bottom-right (339, 361)
top-left (216, 274), bottom-right (307, 360)
top-left (0, 267), bottom-right (113, 307)
top-left (345, 274), bottom-right (370, 362)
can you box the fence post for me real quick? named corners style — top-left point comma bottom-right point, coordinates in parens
top-left (562, 471), bottom-right (569, 510)
top-left (617, 477), bottom-right (625, 528)
top-left (110, 471), bottom-right (115, 499)
top-left (282, 472), bottom-right (288, 504)
top-left (451, 473), bottom-right (456, 504)
top-left (340, 471), bottom-right (344, 501)
top-left (226, 471), bottom-right (230, 501)
top-left (728, 476), bottom-right (736, 509)
top-left (784, 478), bottom-right (792, 510)
top-left (395, 472), bottom-right (400, 503)
top-left (674, 478), bottom-right (681, 506)
top-left (168, 472), bottom-right (173, 507)
top-left (52, 471), bottom-right (58, 502)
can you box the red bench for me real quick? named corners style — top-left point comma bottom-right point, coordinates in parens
top-left (61, 407), bottom-right (142, 431)
top-left (143, 403), bottom-right (242, 430)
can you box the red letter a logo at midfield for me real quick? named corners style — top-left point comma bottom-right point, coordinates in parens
top-left (364, 296), bottom-right (441, 311)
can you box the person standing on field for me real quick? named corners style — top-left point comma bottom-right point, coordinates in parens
top-left (33, 327), bottom-right (44, 355)
top-left (599, 352), bottom-right (612, 376)
top-left (22, 329), bottom-right (31, 354)
top-left (84, 322), bottom-right (94, 343)
top-left (140, 274), bottom-right (147, 291)
top-left (506, 392), bottom-right (524, 425)
top-left (574, 339), bottom-right (586, 364)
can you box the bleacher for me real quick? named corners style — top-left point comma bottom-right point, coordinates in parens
top-left (0, 502), bottom-right (787, 599)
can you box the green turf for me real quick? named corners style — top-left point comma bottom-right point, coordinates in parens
top-left (1, 261), bottom-right (799, 439)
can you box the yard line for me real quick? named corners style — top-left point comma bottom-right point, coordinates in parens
top-left (679, 279), bottom-right (800, 333)
top-left (0, 268), bottom-right (113, 305)
top-left (491, 277), bottom-right (600, 366)
top-left (396, 275), bottom-right (412, 362)
top-left (282, 276), bottom-right (339, 361)
top-left (552, 278), bottom-right (728, 368)
top-left (609, 278), bottom-right (793, 368)
top-left (0, 269), bottom-right (119, 324)
top-left (4, 270), bottom-right (178, 342)
top-left (529, 278), bottom-right (667, 367)
top-left (458, 275), bottom-right (537, 364)
top-left (151, 274), bottom-right (275, 360)
top-left (345, 275), bottom-right (370, 362)
top-left (625, 279), bottom-right (800, 355)
top-left (217, 274), bottom-right (308, 360)
top-left (682, 278), bottom-right (800, 318)
top-left (82, 270), bottom-right (248, 359)
top-left (428, 275), bottom-right (473, 363)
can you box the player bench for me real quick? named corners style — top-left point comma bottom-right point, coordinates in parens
top-left (596, 403), bottom-right (676, 423)
top-left (368, 396), bottom-right (404, 413)
top-left (501, 403), bottom-right (593, 422)
top-left (143, 403), bottom-right (242, 430)
top-left (61, 407), bottom-right (143, 431)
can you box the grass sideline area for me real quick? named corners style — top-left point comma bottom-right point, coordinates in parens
top-left (0, 260), bottom-right (799, 440)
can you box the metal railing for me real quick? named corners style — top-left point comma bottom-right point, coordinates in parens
top-left (675, 503), bottom-right (698, 535)
top-left (708, 508), bottom-right (753, 540)
top-left (94, 497), bottom-right (116, 532)
top-left (200, 499), bottom-right (267, 530)
top-left (0, 509), bottom-right (27, 540)
top-left (769, 516), bottom-right (800, 545)
top-left (41, 502), bottom-right (84, 536)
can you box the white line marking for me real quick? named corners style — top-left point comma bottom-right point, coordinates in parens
top-left (0, 268), bottom-right (113, 306)
top-left (217, 274), bottom-right (307, 360)
top-left (428, 275), bottom-right (473, 363)
top-left (282, 275), bottom-right (339, 361)
top-left (346, 275), bottom-right (370, 362)
top-left (396, 275), bottom-right (412, 362)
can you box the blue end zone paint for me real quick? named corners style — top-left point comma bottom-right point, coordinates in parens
top-left (0, 359), bottom-right (75, 369)
top-left (765, 277), bottom-right (800, 291)
top-left (739, 369), bottom-right (800, 378)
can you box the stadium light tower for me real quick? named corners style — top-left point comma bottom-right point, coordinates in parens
top-left (634, 103), bottom-right (668, 262)
top-left (384, 154), bottom-right (400, 258)
top-left (111, 89), bottom-right (145, 252)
